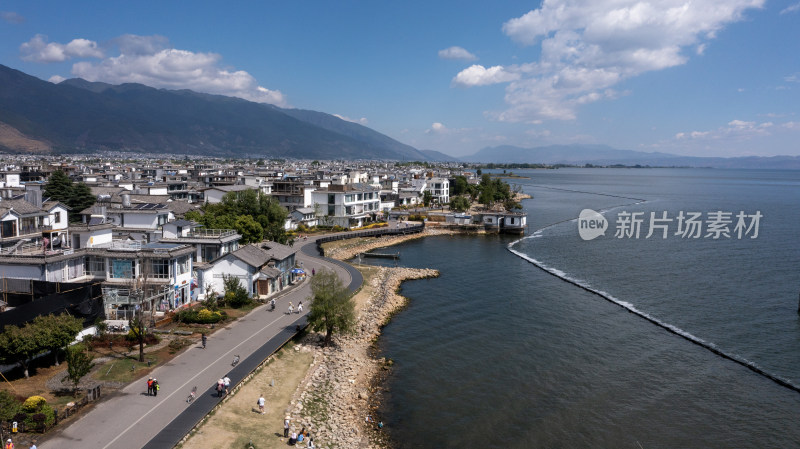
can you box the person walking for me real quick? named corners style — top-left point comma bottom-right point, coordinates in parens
top-left (152, 378), bottom-right (159, 397)
top-left (297, 301), bottom-right (303, 313)
top-left (147, 377), bottom-right (153, 396)
top-left (201, 334), bottom-right (207, 349)
top-left (257, 394), bottom-right (265, 414)
top-left (5, 438), bottom-right (14, 449)
top-left (311, 268), bottom-right (315, 276)
top-left (288, 302), bottom-right (293, 314)
top-left (223, 376), bottom-right (231, 396)
top-left (217, 378), bottom-right (225, 398)
top-left (283, 416), bottom-right (290, 438)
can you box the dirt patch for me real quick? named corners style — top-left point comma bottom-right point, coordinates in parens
top-left (179, 345), bottom-right (314, 449)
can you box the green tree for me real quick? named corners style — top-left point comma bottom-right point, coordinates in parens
top-left (479, 183), bottom-right (496, 208)
top-left (35, 314), bottom-right (83, 366)
top-left (234, 215), bottom-right (264, 244)
top-left (43, 170), bottom-right (73, 204)
top-left (223, 274), bottom-right (250, 308)
top-left (65, 345), bottom-right (94, 397)
top-left (449, 196), bottom-right (471, 212)
top-left (43, 170), bottom-right (96, 222)
top-left (306, 268), bottom-right (356, 347)
top-left (128, 314), bottom-right (148, 363)
top-left (0, 323), bottom-right (48, 378)
top-left (422, 190), bottom-right (433, 207)
top-left (452, 176), bottom-right (469, 196)
top-left (69, 183), bottom-right (96, 222)
top-left (189, 190), bottom-right (288, 244)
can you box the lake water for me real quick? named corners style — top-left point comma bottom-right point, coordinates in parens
top-left (370, 168), bottom-right (800, 448)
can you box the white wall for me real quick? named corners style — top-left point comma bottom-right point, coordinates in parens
top-left (205, 256), bottom-right (253, 296)
top-left (123, 213), bottom-right (159, 229)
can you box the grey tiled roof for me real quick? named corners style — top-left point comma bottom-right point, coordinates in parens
top-left (259, 241), bottom-right (296, 261)
top-left (231, 244), bottom-right (271, 268)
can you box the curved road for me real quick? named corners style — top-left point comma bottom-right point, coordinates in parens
top-left (42, 237), bottom-right (359, 449)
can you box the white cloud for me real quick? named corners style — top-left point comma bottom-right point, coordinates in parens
top-left (426, 122), bottom-right (448, 134)
top-left (785, 73), bottom-right (800, 83)
top-left (452, 64), bottom-right (520, 87)
top-left (780, 3), bottom-right (800, 14)
top-left (333, 114), bottom-right (368, 125)
top-left (438, 46), bottom-right (477, 61)
top-left (1, 11), bottom-right (24, 24)
top-left (49, 75), bottom-right (66, 84)
top-left (20, 34), bottom-right (104, 62)
top-left (52, 34), bottom-right (288, 106)
top-left (462, 0), bottom-right (764, 122)
top-left (675, 119), bottom-right (777, 141)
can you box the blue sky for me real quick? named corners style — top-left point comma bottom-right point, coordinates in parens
top-left (1, 0), bottom-right (799, 158)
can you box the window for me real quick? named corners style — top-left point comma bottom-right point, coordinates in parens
top-left (177, 256), bottom-right (190, 275)
top-left (328, 205), bottom-right (335, 216)
top-left (110, 259), bottom-right (134, 279)
top-left (328, 194), bottom-right (335, 204)
top-left (157, 214), bottom-right (168, 226)
top-left (54, 211), bottom-right (61, 224)
top-left (84, 256), bottom-right (105, 275)
top-left (151, 259), bottom-right (170, 278)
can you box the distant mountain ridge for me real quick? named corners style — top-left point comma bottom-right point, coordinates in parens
top-left (465, 145), bottom-right (800, 169)
top-left (0, 64), bottom-right (430, 160)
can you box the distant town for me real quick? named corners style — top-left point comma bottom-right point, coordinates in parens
top-left (0, 152), bottom-right (527, 329)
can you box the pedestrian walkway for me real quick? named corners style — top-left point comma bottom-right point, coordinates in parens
top-left (40, 238), bottom-right (357, 449)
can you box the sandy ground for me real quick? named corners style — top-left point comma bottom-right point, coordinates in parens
top-left (179, 344), bottom-right (314, 449)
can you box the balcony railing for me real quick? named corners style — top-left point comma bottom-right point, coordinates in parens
top-left (93, 240), bottom-right (142, 251)
top-left (186, 229), bottom-right (237, 238)
top-left (0, 224), bottom-right (52, 239)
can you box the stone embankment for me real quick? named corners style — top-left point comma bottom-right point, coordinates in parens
top-left (286, 266), bottom-right (438, 449)
top-left (324, 226), bottom-right (461, 261)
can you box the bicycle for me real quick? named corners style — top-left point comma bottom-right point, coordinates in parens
top-left (232, 354), bottom-right (240, 367)
top-left (187, 386), bottom-right (197, 403)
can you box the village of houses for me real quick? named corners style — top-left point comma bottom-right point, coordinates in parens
top-left (0, 154), bottom-right (526, 330)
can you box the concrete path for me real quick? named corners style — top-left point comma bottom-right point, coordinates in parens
top-left (41, 238), bottom-right (357, 449)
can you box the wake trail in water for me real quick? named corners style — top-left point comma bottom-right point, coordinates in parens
top-left (508, 210), bottom-right (800, 395)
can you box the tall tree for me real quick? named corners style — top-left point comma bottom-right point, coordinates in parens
top-left (35, 314), bottom-right (84, 366)
top-left (43, 170), bottom-right (73, 204)
top-left (0, 323), bottom-right (48, 378)
top-left (422, 190), bottom-right (433, 207)
top-left (65, 345), bottom-right (94, 397)
top-left (43, 170), bottom-right (96, 222)
top-left (306, 268), bottom-right (356, 347)
top-left (449, 196), bottom-right (471, 212)
top-left (69, 182), bottom-right (97, 222)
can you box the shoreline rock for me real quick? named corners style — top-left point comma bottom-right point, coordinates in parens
top-left (288, 265), bottom-right (438, 449)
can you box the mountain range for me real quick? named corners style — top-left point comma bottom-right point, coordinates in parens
top-left (464, 145), bottom-right (800, 169)
top-left (1, 64), bottom-right (798, 168)
top-left (0, 64), bottom-right (433, 160)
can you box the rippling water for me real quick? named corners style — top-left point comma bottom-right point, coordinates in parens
top-left (370, 168), bottom-right (800, 448)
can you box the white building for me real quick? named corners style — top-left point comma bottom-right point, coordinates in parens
top-left (311, 183), bottom-right (381, 228)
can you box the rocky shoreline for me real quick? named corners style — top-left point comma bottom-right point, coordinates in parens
top-left (323, 225), bottom-right (468, 261)
top-left (286, 264), bottom-right (438, 448)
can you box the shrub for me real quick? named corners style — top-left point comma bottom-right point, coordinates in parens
top-left (24, 405), bottom-right (54, 432)
top-left (173, 307), bottom-right (224, 324)
top-left (223, 274), bottom-right (251, 308)
top-left (0, 391), bottom-right (21, 421)
top-left (124, 331), bottom-right (160, 345)
top-left (22, 396), bottom-right (47, 413)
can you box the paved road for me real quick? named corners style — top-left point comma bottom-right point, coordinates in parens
top-left (42, 239), bottom-right (356, 449)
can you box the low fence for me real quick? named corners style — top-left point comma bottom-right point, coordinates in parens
top-left (314, 223), bottom-right (425, 256)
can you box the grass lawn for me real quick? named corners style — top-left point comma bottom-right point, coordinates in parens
top-left (93, 346), bottom-right (171, 383)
